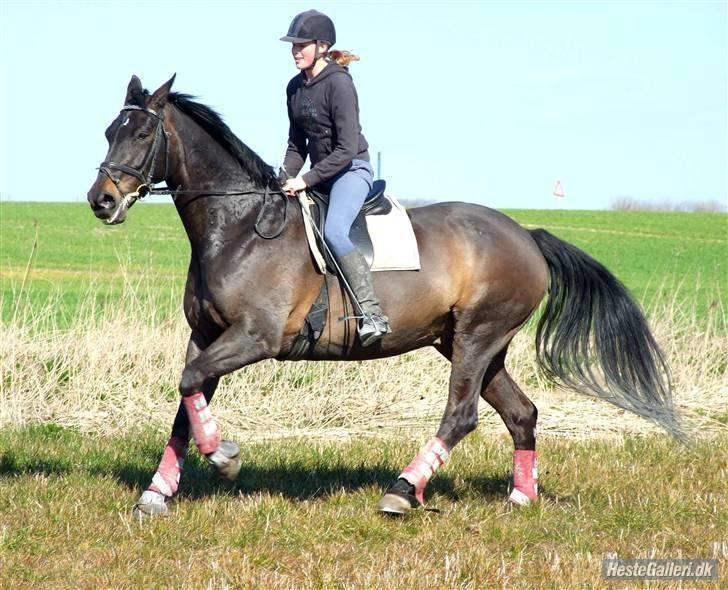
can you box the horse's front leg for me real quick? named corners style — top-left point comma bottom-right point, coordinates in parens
top-left (177, 319), bottom-right (279, 456)
top-left (134, 322), bottom-right (279, 517)
top-left (134, 333), bottom-right (224, 518)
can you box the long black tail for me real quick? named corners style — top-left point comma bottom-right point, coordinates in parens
top-left (529, 228), bottom-right (684, 441)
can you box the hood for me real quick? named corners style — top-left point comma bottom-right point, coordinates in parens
top-left (303, 61), bottom-right (351, 87)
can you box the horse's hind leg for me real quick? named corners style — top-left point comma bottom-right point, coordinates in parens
top-left (378, 331), bottom-right (507, 514)
top-left (481, 351), bottom-right (539, 505)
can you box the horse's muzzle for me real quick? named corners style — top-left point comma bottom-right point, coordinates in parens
top-left (88, 190), bottom-right (115, 212)
top-left (87, 175), bottom-right (128, 223)
top-left (87, 188), bottom-right (118, 221)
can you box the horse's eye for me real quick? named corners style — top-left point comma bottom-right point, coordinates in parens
top-left (137, 132), bottom-right (149, 140)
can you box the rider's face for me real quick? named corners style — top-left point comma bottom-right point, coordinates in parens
top-left (291, 41), bottom-right (320, 70)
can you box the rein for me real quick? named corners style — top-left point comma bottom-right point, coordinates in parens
top-left (97, 104), bottom-right (287, 238)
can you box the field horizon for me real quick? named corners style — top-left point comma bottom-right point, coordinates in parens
top-left (2, 202), bottom-right (726, 322)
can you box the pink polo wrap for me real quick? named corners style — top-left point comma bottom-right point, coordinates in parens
top-left (399, 437), bottom-right (450, 505)
top-left (511, 449), bottom-right (538, 505)
top-left (149, 435), bottom-right (187, 498)
top-left (182, 392), bottom-right (220, 455)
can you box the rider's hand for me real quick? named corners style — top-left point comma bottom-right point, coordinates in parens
top-left (282, 177), bottom-right (307, 196)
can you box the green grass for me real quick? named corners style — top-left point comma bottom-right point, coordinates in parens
top-left (1, 202), bottom-right (188, 325)
top-left (507, 208), bottom-right (727, 314)
top-left (0, 426), bottom-right (725, 588)
top-left (2, 202), bottom-right (725, 325)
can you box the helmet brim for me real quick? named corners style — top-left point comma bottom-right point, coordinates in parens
top-left (280, 35), bottom-right (314, 43)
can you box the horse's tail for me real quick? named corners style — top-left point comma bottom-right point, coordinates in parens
top-left (528, 228), bottom-right (685, 442)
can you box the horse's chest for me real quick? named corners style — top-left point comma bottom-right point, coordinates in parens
top-left (184, 275), bottom-right (231, 330)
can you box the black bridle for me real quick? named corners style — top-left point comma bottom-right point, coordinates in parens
top-left (98, 104), bottom-right (169, 207)
top-left (96, 103), bottom-right (288, 237)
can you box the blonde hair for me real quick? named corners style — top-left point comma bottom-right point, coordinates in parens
top-left (325, 49), bottom-right (360, 67)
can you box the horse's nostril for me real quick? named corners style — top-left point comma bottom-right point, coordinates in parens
top-left (99, 193), bottom-right (116, 209)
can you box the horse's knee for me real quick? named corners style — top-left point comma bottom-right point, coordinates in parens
top-left (484, 372), bottom-right (538, 449)
top-left (179, 364), bottom-right (204, 397)
top-left (516, 400), bottom-right (538, 427)
top-left (439, 403), bottom-right (479, 447)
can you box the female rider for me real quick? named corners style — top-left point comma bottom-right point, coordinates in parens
top-left (279, 9), bottom-right (390, 347)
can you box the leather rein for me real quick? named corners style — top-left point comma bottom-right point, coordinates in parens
top-left (97, 104), bottom-right (287, 238)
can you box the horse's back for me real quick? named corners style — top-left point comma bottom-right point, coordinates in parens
top-left (407, 201), bottom-right (549, 299)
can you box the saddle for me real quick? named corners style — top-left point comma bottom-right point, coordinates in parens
top-left (305, 179), bottom-right (391, 271)
top-left (288, 178), bottom-right (420, 360)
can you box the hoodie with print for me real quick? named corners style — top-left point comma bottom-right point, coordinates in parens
top-left (283, 61), bottom-right (370, 188)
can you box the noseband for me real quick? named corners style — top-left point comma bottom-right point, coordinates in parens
top-left (98, 104), bottom-right (170, 207)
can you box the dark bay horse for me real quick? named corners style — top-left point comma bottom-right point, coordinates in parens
top-left (87, 76), bottom-right (682, 517)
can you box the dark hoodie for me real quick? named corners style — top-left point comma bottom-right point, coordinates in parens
top-left (283, 62), bottom-right (370, 188)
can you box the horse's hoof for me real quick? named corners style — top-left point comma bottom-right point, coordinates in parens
top-left (508, 488), bottom-right (536, 506)
top-left (207, 440), bottom-right (241, 481)
top-left (378, 492), bottom-right (416, 515)
top-left (378, 478), bottom-right (420, 515)
top-left (132, 490), bottom-right (169, 519)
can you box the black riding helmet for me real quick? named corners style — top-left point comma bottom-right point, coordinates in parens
top-left (280, 9), bottom-right (336, 45)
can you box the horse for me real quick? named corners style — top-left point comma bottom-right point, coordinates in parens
top-left (86, 75), bottom-right (682, 517)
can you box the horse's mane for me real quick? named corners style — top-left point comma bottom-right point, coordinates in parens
top-left (128, 88), bottom-right (276, 188)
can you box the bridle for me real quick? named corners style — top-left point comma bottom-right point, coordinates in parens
top-left (96, 103), bottom-right (288, 238)
top-left (98, 104), bottom-right (170, 214)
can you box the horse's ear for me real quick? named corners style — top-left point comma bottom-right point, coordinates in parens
top-left (125, 75), bottom-right (143, 105)
top-left (150, 74), bottom-right (176, 110)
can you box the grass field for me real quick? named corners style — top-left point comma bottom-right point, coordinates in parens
top-left (1, 426), bottom-right (725, 588)
top-left (1, 202), bottom-right (726, 324)
top-left (1, 202), bottom-right (726, 588)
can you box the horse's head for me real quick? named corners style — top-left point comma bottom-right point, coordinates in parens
top-left (87, 75), bottom-right (176, 224)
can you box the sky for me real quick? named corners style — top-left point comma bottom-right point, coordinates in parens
top-left (0, 0), bottom-right (725, 210)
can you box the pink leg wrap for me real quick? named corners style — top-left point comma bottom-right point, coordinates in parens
top-left (182, 392), bottom-right (220, 455)
top-left (510, 449), bottom-right (538, 505)
top-left (399, 437), bottom-right (450, 505)
top-left (149, 435), bottom-right (188, 498)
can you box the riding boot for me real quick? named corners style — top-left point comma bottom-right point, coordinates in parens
top-left (337, 249), bottom-right (392, 346)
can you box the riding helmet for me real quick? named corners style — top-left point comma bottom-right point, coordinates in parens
top-left (280, 9), bottom-right (336, 45)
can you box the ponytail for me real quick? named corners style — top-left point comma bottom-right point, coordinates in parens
top-left (326, 49), bottom-right (360, 67)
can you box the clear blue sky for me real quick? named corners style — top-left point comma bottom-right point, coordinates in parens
top-left (1, 0), bottom-right (725, 209)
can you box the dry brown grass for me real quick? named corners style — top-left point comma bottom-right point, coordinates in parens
top-left (2, 285), bottom-right (726, 443)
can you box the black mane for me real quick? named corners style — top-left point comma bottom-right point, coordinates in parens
top-left (132, 91), bottom-right (277, 188)
top-left (169, 92), bottom-right (276, 187)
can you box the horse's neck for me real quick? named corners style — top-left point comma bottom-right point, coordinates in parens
top-left (167, 110), bottom-right (265, 248)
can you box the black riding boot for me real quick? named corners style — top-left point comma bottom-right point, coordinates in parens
top-left (338, 250), bottom-right (391, 346)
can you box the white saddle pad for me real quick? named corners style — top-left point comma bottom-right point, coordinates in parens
top-left (298, 193), bottom-right (421, 273)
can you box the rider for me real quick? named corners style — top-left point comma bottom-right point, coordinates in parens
top-left (279, 9), bottom-right (391, 347)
